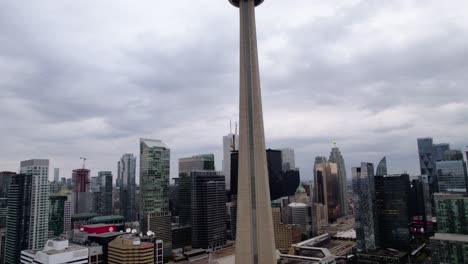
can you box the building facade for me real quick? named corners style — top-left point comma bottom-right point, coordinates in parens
top-left (53, 168), bottom-right (60, 183)
top-left (0, 172), bottom-right (15, 199)
top-left (20, 159), bottom-right (50, 250)
top-left (431, 233), bottom-right (468, 264)
top-left (272, 207), bottom-right (301, 253)
top-left (375, 174), bottom-right (411, 250)
top-left (178, 154), bottom-right (215, 227)
top-left (72, 169), bottom-right (92, 214)
top-left (287, 203), bottom-right (308, 233)
top-left (49, 195), bottom-right (67, 237)
top-left (20, 239), bottom-right (89, 264)
top-left (375, 157), bottom-right (387, 176)
top-left (353, 162), bottom-right (379, 252)
top-left (190, 171), bottom-right (226, 249)
top-left (139, 138), bottom-right (171, 248)
top-left (118, 154), bottom-right (137, 222)
top-left (329, 145), bottom-right (349, 216)
top-left (279, 148), bottom-right (296, 171)
top-left (107, 236), bottom-right (154, 264)
top-left (4, 174), bottom-right (32, 263)
top-left (314, 162), bottom-right (341, 222)
top-left (436, 159), bottom-right (468, 193)
top-left (417, 138), bottom-right (450, 193)
top-left (409, 175), bottom-right (433, 235)
top-left (94, 171), bottom-right (113, 216)
top-left (435, 197), bottom-right (468, 234)
top-left (222, 133), bottom-right (239, 191)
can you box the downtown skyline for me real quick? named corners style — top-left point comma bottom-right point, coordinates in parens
top-left (1, 0), bottom-right (468, 181)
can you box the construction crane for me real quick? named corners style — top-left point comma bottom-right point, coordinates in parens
top-left (80, 157), bottom-right (87, 169)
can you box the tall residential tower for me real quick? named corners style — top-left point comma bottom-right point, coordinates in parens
top-left (20, 159), bottom-right (50, 250)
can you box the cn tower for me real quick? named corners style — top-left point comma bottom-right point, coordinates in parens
top-left (228, 0), bottom-right (276, 263)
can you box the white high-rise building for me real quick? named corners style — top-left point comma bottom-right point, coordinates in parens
top-left (20, 159), bottom-right (50, 250)
top-left (223, 133), bottom-right (239, 191)
top-left (53, 168), bottom-right (59, 183)
top-left (20, 239), bottom-right (89, 264)
top-left (279, 148), bottom-right (296, 171)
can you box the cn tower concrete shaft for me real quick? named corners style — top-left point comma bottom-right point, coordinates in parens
top-left (231, 0), bottom-right (276, 263)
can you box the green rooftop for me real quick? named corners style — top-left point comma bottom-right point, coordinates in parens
top-left (88, 215), bottom-right (125, 224)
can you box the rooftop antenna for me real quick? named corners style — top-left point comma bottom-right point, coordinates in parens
top-left (230, 120), bottom-right (232, 134)
top-left (332, 139), bottom-right (337, 147)
top-left (80, 157), bottom-right (87, 169)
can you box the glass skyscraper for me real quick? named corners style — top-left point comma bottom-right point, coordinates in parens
top-left (178, 154), bottom-right (215, 227)
top-left (4, 173), bottom-right (32, 263)
top-left (375, 156), bottom-right (387, 176)
top-left (436, 160), bottom-right (468, 193)
top-left (375, 174), bottom-right (411, 250)
top-left (329, 145), bottom-right (349, 216)
top-left (417, 138), bottom-right (450, 193)
top-left (190, 171), bottom-right (226, 249)
top-left (314, 162), bottom-right (341, 222)
top-left (353, 162), bottom-right (379, 252)
top-left (139, 138), bottom-right (171, 249)
top-left (118, 153), bottom-right (137, 222)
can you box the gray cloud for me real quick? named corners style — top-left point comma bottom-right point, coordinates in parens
top-left (1, 0), bottom-right (467, 181)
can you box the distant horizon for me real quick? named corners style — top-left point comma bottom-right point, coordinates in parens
top-left (2, 136), bottom-right (466, 184)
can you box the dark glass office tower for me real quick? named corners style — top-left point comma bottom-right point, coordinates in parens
top-left (329, 145), bottom-right (349, 216)
top-left (190, 171), bottom-right (226, 249)
top-left (178, 154), bottom-right (215, 226)
top-left (118, 154), bottom-right (137, 222)
top-left (94, 171), bottom-right (113, 216)
top-left (49, 195), bottom-right (67, 236)
top-left (409, 175), bottom-right (433, 235)
top-left (0, 172), bottom-right (15, 198)
top-left (352, 162), bottom-right (379, 252)
top-left (230, 149), bottom-right (299, 201)
top-left (375, 174), bottom-right (411, 250)
top-left (4, 174), bottom-right (32, 264)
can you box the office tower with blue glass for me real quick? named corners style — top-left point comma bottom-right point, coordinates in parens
top-left (228, 0), bottom-right (276, 263)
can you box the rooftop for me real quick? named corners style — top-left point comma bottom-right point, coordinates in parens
top-left (288, 202), bottom-right (307, 207)
top-left (89, 215), bottom-right (125, 223)
top-left (431, 232), bottom-right (468, 243)
top-left (140, 138), bottom-right (168, 149)
top-left (334, 229), bottom-right (356, 239)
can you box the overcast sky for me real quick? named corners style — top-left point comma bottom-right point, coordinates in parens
top-left (1, 0), bottom-right (468, 182)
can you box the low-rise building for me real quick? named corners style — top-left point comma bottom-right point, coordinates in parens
top-left (107, 235), bottom-right (155, 264)
top-left (20, 239), bottom-right (89, 264)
